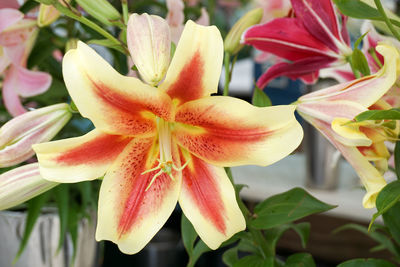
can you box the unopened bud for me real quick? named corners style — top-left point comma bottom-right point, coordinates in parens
top-left (0, 163), bottom-right (58, 210)
top-left (127, 13), bottom-right (171, 86)
top-left (76, 0), bottom-right (121, 26)
top-left (0, 103), bottom-right (72, 167)
top-left (224, 8), bottom-right (263, 55)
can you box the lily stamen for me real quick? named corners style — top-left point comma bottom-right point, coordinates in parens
top-left (142, 159), bottom-right (191, 191)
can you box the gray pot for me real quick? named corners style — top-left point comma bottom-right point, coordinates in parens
top-left (0, 209), bottom-right (98, 267)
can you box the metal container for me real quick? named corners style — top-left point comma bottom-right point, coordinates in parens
top-left (304, 80), bottom-right (341, 190)
top-left (0, 209), bottom-right (98, 267)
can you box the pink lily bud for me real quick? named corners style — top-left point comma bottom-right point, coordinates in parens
top-left (127, 13), bottom-right (171, 86)
top-left (0, 163), bottom-right (58, 210)
top-left (0, 103), bottom-right (72, 167)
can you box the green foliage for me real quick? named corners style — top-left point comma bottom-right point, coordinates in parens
top-left (370, 181), bottom-right (400, 229)
top-left (334, 0), bottom-right (381, 19)
top-left (251, 188), bottom-right (336, 229)
top-left (355, 109), bottom-right (400, 121)
top-left (55, 184), bottom-right (69, 252)
top-left (284, 253), bottom-right (316, 267)
top-left (337, 258), bottom-right (397, 267)
top-left (395, 141), bottom-right (400, 180)
top-left (351, 48), bottom-right (371, 77)
top-left (334, 224), bottom-right (400, 257)
top-left (252, 88), bottom-right (272, 107)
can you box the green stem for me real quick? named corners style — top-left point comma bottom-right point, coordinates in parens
top-left (121, 0), bottom-right (129, 25)
top-left (54, 2), bottom-right (126, 52)
top-left (374, 0), bottom-right (400, 41)
top-left (223, 52), bottom-right (231, 96)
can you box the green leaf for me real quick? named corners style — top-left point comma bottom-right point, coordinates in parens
top-left (284, 253), bottom-right (316, 267)
top-left (252, 188), bottom-right (336, 229)
top-left (370, 181), bottom-right (400, 229)
top-left (394, 140), bottom-right (400, 180)
top-left (382, 202), bottom-right (400, 246)
top-left (181, 213), bottom-right (197, 256)
top-left (67, 204), bottom-right (79, 264)
top-left (355, 108), bottom-right (400, 121)
top-left (78, 181), bottom-right (94, 216)
top-left (354, 32), bottom-right (369, 49)
top-left (334, 0), bottom-right (381, 19)
top-left (19, 0), bottom-right (39, 14)
top-left (14, 191), bottom-right (51, 263)
top-left (55, 184), bottom-right (69, 252)
top-left (337, 258), bottom-right (397, 267)
top-left (87, 39), bottom-right (126, 54)
top-left (234, 255), bottom-right (273, 267)
top-left (187, 240), bottom-right (211, 267)
top-left (252, 88), bottom-right (272, 107)
top-left (334, 224), bottom-right (399, 256)
top-left (351, 48), bottom-right (371, 76)
top-left (222, 247), bottom-right (239, 267)
top-left (265, 222), bottom-right (310, 251)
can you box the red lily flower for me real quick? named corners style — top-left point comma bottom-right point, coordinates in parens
top-left (243, 0), bottom-right (352, 89)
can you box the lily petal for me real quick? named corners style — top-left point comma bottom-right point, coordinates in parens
top-left (12, 66), bottom-right (52, 97)
top-left (33, 129), bottom-right (133, 183)
top-left (291, 0), bottom-right (344, 53)
top-left (62, 41), bottom-right (173, 136)
top-left (256, 56), bottom-right (335, 89)
top-left (174, 96), bottom-right (303, 166)
top-left (179, 151), bottom-right (245, 249)
top-left (160, 20), bottom-right (223, 105)
top-left (0, 163), bottom-right (58, 210)
top-left (300, 114), bottom-right (386, 208)
top-left (96, 138), bottom-right (182, 254)
top-left (299, 44), bottom-right (399, 106)
top-left (0, 8), bottom-right (23, 34)
top-left (0, 0), bottom-right (20, 9)
top-left (243, 18), bottom-right (334, 61)
top-left (3, 67), bottom-right (27, 116)
top-left (331, 118), bottom-right (372, 147)
top-left (127, 14), bottom-right (171, 86)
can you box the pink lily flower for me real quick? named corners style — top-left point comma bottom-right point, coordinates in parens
top-left (243, 0), bottom-right (352, 89)
top-left (256, 0), bottom-right (291, 23)
top-left (0, 7), bottom-right (52, 117)
top-left (166, 0), bottom-right (209, 44)
top-left (33, 15), bottom-right (303, 254)
top-left (0, 163), bottom-right (58, 210)
top-left (297, 44), bottom-right (399, 208)
top-left (0, 103), bottom-right (72, 167)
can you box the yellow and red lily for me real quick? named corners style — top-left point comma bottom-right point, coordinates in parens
top-left (296, 44), bottom-right (400, 208)
top-left (33, 16), bottom-right (303, 254)
top-left (243, 0), bottom-right (352, 89)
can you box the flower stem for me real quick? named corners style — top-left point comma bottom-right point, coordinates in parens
top-left (121, 0), bottom-right (129, 25)
top-left (374, 0), bottom-right (400, 41)
top-left (54, 1), bottom-right (126, 51)
top-left (223, 52), bottom-right (231, 96)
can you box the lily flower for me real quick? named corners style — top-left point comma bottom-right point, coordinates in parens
top-left (33, 17), bottom-right (303, 254)
top-left (243, 0), bottom-right (352, 89)
top-left (0, 103), bottom-right (72, 167)
top-left (296, 44), bottom-right (399, 208)
top-left (0, 163), bottom-right (58, 210)
top-left (166, 0), bottom-right (209, 44)
top-left (0, 6), bottom-right (52, 116)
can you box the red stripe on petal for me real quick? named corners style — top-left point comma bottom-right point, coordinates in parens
top-left (166, 51), bottom-right (204, 104)
top-left (181, 152), bottom-right (226, 234)
top-left (56, 134), bottom-right (132, 165)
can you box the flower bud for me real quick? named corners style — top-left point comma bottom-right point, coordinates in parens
top-left (38, 4), bottom-right (61, 27)
top-left (0, 163), bottom-right (58, 210)
top-left (127, 13), bottom-right (171, 86)
top-left (0, 103), bottom-right (72, 167)
top-left (35, 0), bottom-right (56, 5)
top-left (224, 8), bottom-right (263, 55)
top-left (76, 0), bottom-right (121, 26)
